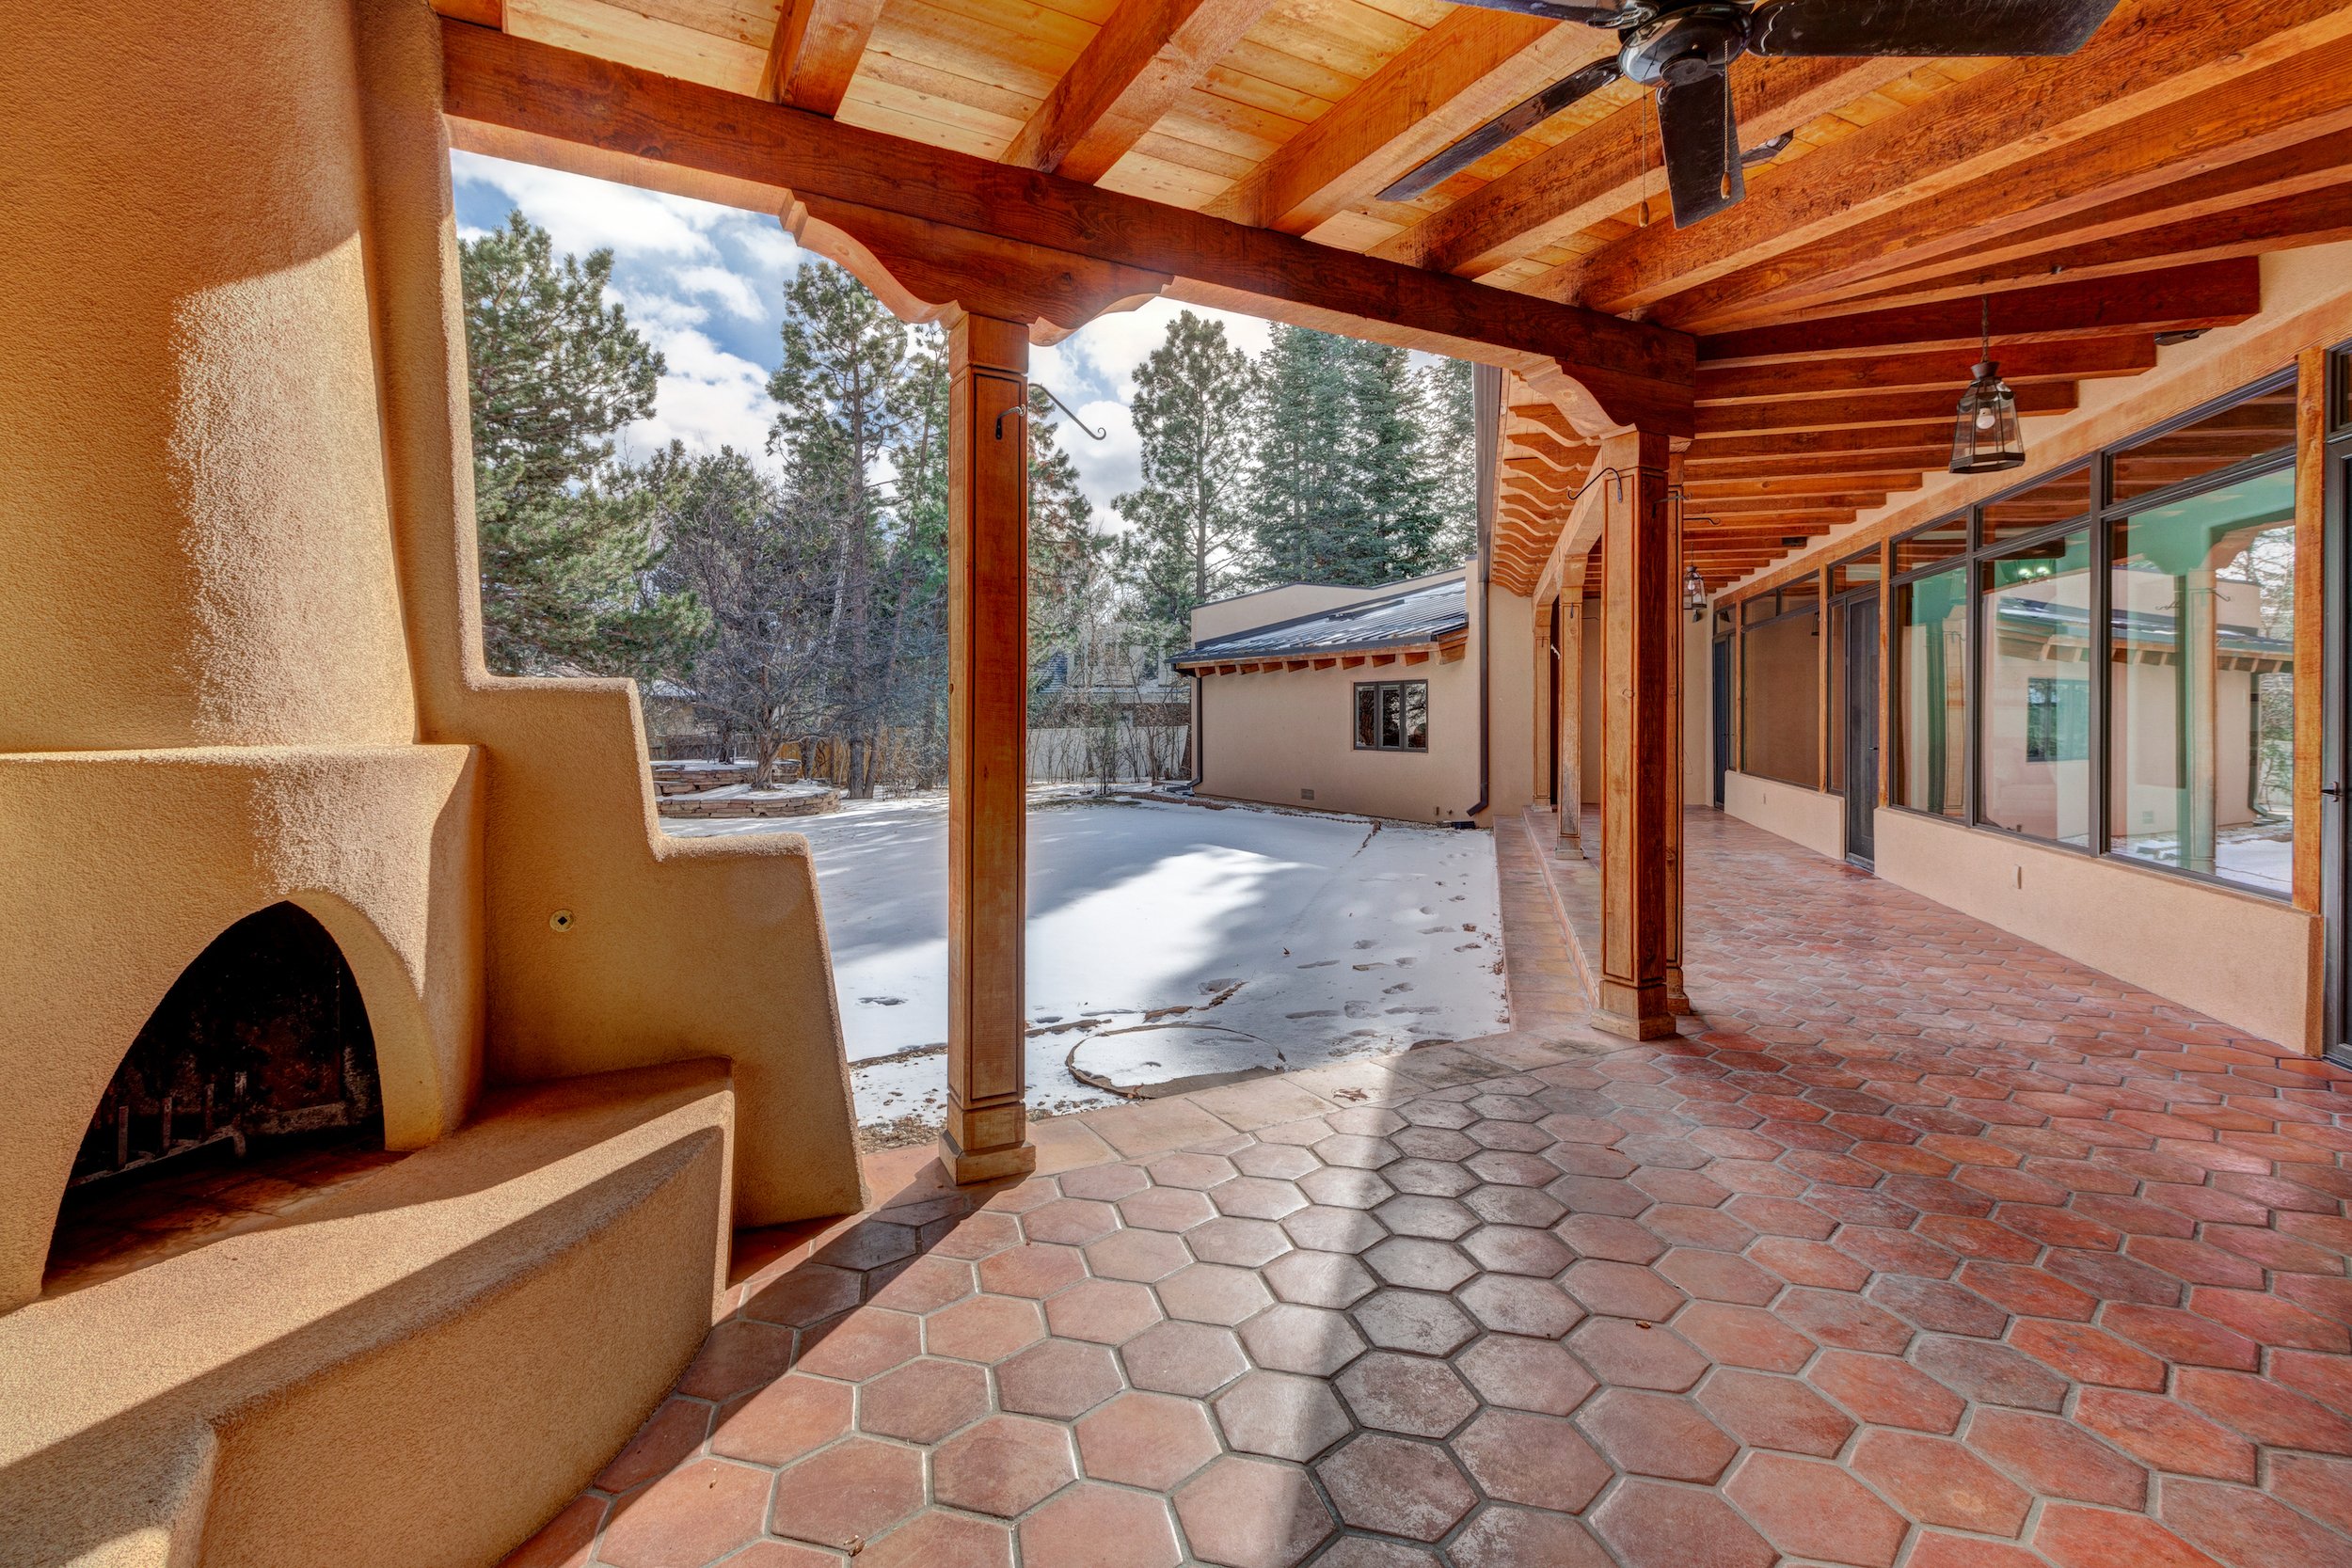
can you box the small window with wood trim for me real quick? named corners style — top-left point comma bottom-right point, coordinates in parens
top-left (1355, 680), bottom-right (1428, 752)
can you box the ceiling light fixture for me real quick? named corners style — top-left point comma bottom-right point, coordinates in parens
top-left (1950, 296), bottom-right (2026, 475)
top-left (1684, 564), bottom-right (1707, 621)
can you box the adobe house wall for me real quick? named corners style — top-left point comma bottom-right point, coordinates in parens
top-left (0, 0), bottom-right (862, 1557)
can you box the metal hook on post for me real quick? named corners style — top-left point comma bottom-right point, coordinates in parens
top-left (993, 384), bottom-right (1110, 442)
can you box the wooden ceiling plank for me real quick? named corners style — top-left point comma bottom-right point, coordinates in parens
top-left (1561, 0), bottom-right (2352, 319)
top-left (1696, 381), bottom-right (2077, 436)
top-left (763, 0), bottom-right (888, 112)
top-left (1204, 12), bottom-right (1605, 234)
top-left (1682, 450), bottom-right (1948, 483)
top-left (1666, 46), bottom-right (2352, 331)
top-left (1371, 55), bottom-right (1912, 277)
top-left (1694, 260), bottom-right (2260, 367)
top-left (1003, 0), bottom-right (1279, 182)
top-left (1694, 493), bottom-right (1889, 514)
top-left (440, 19), bottom-right (1694, 430)
top-left (1685, 422), bottom-right (1961, 463)
top-left (1683, 473), bottom-right (1925, 499)
top-left (1696, 337), bottom-right (2154, 404)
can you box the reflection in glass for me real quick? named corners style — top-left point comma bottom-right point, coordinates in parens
top-left (2109, 466), bottom-right (2296, 893)
top-left (1405, 683), bottom-right (1429, 750)
top-left (1741, 608), bottom-right (1820, 787)
top-left (1832, 551), bottom-right (1882, 594)
top-left (2110, 388), bottom-right (2296, 505)
top-left (1982, 467), bottom-right (2092, 546)
top-left (1979, 531), bottom-right (2092, 846)
top-left (1381, 685), bottom-right (1405, 750)
top-left (1895, 517), bottom-right (1968, 575)
top-left (1355, 685), bottom-right (1376, 749)
top-left (1896, 567), bottom-right (1967, 818)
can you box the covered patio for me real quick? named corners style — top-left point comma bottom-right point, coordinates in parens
top-left (506, 808), bottom-right (2352, 1568)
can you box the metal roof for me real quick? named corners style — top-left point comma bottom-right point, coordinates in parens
top-left (1172, 576), bottom-right (1468, 669)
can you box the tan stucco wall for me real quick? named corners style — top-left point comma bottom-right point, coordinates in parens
top-left (1724, 771), bottom-right (1848, 863)
top-left (1684, 620), bottom-right (1713, 810)
top-left (0, 1061), bottom-right (733, 1568)
top-left (1875, 809), bottom-right (2318, 1054)
top-left (1486, 583), bottom-right (1535, 820)
top-left (1198, 653), bottom-right (1481, 822)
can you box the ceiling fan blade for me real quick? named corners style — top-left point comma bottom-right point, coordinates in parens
top-left (1740, 130), bottom-right (1795, 166)
top-left (1428, 0), bottom-right (1629, 24)
top-left (1378, 56), bottom-right (1623, 204)
top-left (1746, 0), bottom-right (2123, 57)
top-left (1656, 69), bottom-right (1743, 229)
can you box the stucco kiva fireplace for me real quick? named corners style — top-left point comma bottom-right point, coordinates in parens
top-left (0, 3), bottom-right (863, 1560)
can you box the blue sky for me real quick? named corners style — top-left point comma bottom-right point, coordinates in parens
top-left (450, 150), bottom-right (1279, 531)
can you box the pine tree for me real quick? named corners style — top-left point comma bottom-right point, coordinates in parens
top-left (645, 446), bottom-right (828, 786)
top-left (1421, 356), bottom-right (1479, 568)
top-left (1247, 325), bottom-right (1362, 585)
top-left (1112, 310), bottom-right (1254, 661)
top-left (1347, 341), bottom-right (1446, 581)
top-left (768, 258), bottom-right (911, 796)
top-left (460, 211), bottom-right (698, 674)
top-left (1025, 384), bottom-right (1103, 692)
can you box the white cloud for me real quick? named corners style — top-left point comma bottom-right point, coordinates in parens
top-left (450, 149), bottom-right (728, 262)
top-left (674, 263), bottom-right (769, 321)
top-left (618, 326), bottom-right (779, 470)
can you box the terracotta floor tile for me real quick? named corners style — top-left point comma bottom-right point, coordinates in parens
top-left (768, 1436), bottom-right (926, 1552)
top-left (1851, 1429), bottom-right (2030, 1535)
top-left (857, 1356), bottom-right (989, 1444)
top-left (1044, 1277), bottom-right (1162, 1343)
top-left (1588, 1478), bottom-right (1775, 1568)
top-left (710, 1373), bottom-right (854, 1466)
top-left (1063, 1392), bottom-right (1216, 1497)
top-left (1580, 1386), bottom-right (1739, 1481)
top-left (1172, 1456), bottom-right (1334, 1568)
top-left (1352, 1288), bottom-right (1477, 1355)
top-left (1120, 1319), bottom-right (1248, 1397)
top-left (1213, 1369), bottom-right (1352, 1461)
top-left (1697, 1369), bottom-right (1855, 1457)
top-left (2035, 1502), bottom-right (2229, 1568)
top-left (1239, 1301), bottom-right (1366, 1375)
top-left (2159, 1476), bottom-right (2352, 1568)
top-left (1455, 1333), bottom-right (1599, 1415)
top-left (499, 1495), bottom-right (603, 1568)
top-left (1724, 1451), bottom-right (1909, 1568)
top-left (1807, 1350), bottom-right (1965, 1433)
top-left (1567, 1317), bottom-right (1708, 1391)
top-left (1315, 1433), bottom-right (1478, 1541)
top-left (929, 1414), bottom-right (1076, 1517)
top-left (596, 1399), bottom-right (712, 1494)
top-left (1335, 1350), bottom-right (1476, 1438)
top-left (1677, 1301), bottom-right (1817, 1372)
top-left (1966, 1408), bottom-right (2147, 1509)
top-left (598, 1459), bottom-right (771, 1568)
top-left (796, 1307), bottom-right (922, 1381)
top-left (1448, 1504), bottom-right (1614, 1568)
top-left (996, 1337), bottom-right (1123, 1419)
top-left (1159, 1262), bottom-right (1277, 1325)
top-left (2074, 1389), bottom-right (2257, 1483)
top-left (924, 1294), bottom-right (1046, 1363)
top-left (1018, 1482), bottom-right (1182, 1568)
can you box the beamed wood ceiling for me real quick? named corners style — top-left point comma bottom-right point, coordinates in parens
top-left (430, 0), bottom-right (2352, 595)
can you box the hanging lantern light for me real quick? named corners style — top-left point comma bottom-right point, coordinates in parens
top-left (1684, 563), bottom-right (1707, 621)
top-left (1950, 295), bottom-right (2025, 475)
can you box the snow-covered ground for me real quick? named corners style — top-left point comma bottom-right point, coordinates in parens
top-left (670, 791), bottom-right (1507, 1132)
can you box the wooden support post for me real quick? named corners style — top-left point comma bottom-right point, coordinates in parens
top-left (2293, 343), bottom-right (2326, 918)
top-left (1595, 432), bottom-right (1678, 1039)
top-left (942, 313), bottom-right (1037, 1184)
top-left (1662, 449), bottom-right (1690, 1015)
top-left (1877, 539), bottom-right (1894, 809)
top-left (1558, 571), bottom-right (1585, 857)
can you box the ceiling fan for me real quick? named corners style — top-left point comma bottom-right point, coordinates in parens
top-left (1379, 0), bottom-right (2125, 228)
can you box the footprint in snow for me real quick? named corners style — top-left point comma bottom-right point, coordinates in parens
top-left (861, 996), bottom-right (907, 1006)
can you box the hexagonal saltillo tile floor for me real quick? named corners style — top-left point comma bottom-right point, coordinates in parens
top-left (503, 809), bottom-right (2352, 1568)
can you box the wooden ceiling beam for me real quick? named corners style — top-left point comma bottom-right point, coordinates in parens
top-left (1003, 0), bottom-right (1277, 182)
top-left (440, 20), bottom-right (1694, 432)
top-left (1204, 13), bottom-right (1604, 234)
top-left (1823, 182), bottom-right (2352, 315)
top-left (762, 0), bottom-right (887, 115)
top-left (1372, 55), bottom-right (1911, 277)
top-left (1670, 55), bottom-right (2352, 331)
top-left (1695, 260), bottom-right (2260, 366)
top-left (1696, 337), bottom-right (2155, 404)
top-left (1559, 0), bottom-right (2352, 319)
top-left (1697, 381), bottom-right (2076, 436)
